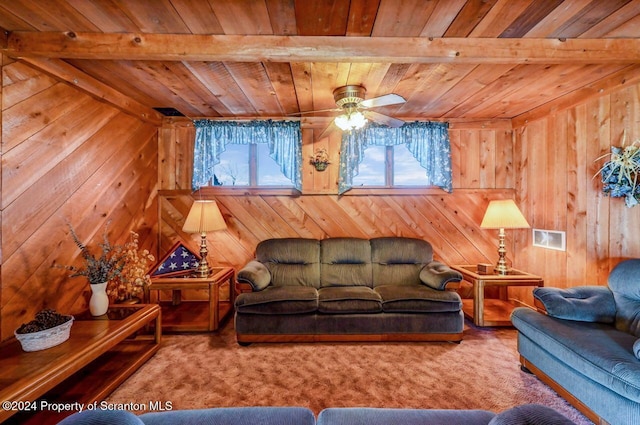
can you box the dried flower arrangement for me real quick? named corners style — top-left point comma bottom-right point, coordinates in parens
top-left (596, 137), bottom-right (640, 208)
top-left (310, 148), bottom-right (331, 171)
top-left (107, 232), bottom-right (155, 302)
top-left (57, 221), bottom-right (125, 285)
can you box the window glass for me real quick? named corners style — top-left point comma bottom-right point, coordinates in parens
top-left (393, 144), bottom-right (427, 185)
top-left (213, 144), bottom-right (249, 186)
top-left (352, 145), bottom-right (385, 186)
top-left (257, 143), bottom-right (293, 186)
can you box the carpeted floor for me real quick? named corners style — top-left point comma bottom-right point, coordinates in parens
top-left (107, 320), bottom-right (592, 424)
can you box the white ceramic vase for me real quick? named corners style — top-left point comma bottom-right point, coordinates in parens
top-left (89, 282), bottom-right (109, 316)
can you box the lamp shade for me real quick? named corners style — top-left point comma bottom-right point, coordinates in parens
top-left (480, 199), bottom-right (530, 229)
top-left (182, 200), bottom-right (227, 234)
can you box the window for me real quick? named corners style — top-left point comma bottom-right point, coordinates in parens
top-left (212, 143), bottom-right (292, 187)
top-left (352, 144), bottom-right (432, 187)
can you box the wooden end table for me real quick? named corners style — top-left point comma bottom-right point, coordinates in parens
top-left (0, 304), bottom-right (161, 424)
top-left (451, 264), bottom-right (544, 327)
top-left (146, 267), bottom-right (235, 332)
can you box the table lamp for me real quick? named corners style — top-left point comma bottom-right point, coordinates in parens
top-left (480, 199), bottom-right (530, 275)
top-left (182, 200), bottom-right (227, 277)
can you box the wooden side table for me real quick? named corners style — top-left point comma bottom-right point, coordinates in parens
top-left (451, 264), bottom-right (544, 327)
top-left (146, 267), bottom-right (235, 332)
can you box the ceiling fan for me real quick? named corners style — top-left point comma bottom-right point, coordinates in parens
top-left (295, 85), bottom-right (406, 137)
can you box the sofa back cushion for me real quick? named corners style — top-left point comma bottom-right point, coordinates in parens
top-left (608, 259), bottom-right (640, 336)
top-left (256, 238), bottom-right (321, 288)
top-left (371, 237), bottom-right (433, 287)
top-left (320, 238), bottom-right (372, 288)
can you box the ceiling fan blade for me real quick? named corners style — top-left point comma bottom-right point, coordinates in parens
top-left (288, 107), bottom-right (341, 116)
top-left (359, 93), bottom-right (406, 109)
top-left (363, 110), bottom-right (405, 128)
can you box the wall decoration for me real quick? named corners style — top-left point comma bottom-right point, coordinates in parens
top-left (310, 148), bottom-right (331, 171)
top-left (532, 229), bottom-right (566, 251)
top-left (149, 241), bottom-right (200, 277)
top-left (595, 136), bottom-right (640, 208)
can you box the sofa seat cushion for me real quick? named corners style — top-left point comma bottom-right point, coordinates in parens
top-left (318, 287), bottom-right (382, 314)
top-left (512, 308), bottom-right (640, 402)
top-left (375, 285), bottom-right (462, 313)
top-left (235, 286), bottom-right (318, 315)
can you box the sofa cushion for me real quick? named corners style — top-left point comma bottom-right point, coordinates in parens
top-left (317, 407), bottom-right (495, 425)
top-left (235, 286), bottom-right (318, 315)
top-left (634, 339), bottom-right (640, 360)
top-left (533, 286), bottom-right (616, 323)
top-left (58, 409), bottom-right (144, 425)
top-left (371, 237), bottom-right (432, 287)
top-left (256, 238), bottom-right (321, 288)
top-left (320, 238), bottom-right (372, 288)
top-left (318, 287), bottom-right (382, 314)
top-left (607, 259), bottom-right (640, 336)
top-left (511, 307), bottom-right (640, 403)
top-left (375, 285), bottom-right (462, 313)
top-left (141, 407), bottom-right (316, 425)
top-left (488, 404), bottom-right (576, 425)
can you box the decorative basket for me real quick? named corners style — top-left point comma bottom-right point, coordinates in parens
top-left (14, 316), bottom-right (74, 352)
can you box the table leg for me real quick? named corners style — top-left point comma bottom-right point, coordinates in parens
top-left (474, 280), bottom-right (485, 326)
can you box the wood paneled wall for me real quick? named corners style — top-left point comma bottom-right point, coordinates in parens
top-left (512, 81), bottom-right (640, 304)
top-left (0, 57), bottom-right (159, 341)
top-left (158, 119), bottom-right (517, 282)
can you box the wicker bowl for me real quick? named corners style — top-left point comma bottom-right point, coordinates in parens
top-left (14, 316), bottom-right (74, 352)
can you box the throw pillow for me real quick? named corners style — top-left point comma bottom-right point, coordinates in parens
top-left (533, 286), bottom-right (616, 323)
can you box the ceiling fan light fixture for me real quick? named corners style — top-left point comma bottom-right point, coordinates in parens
top-left (335, 111), bottom-right (367, 131)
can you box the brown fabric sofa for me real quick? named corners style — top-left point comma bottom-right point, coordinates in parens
top-left (234, 237), bottom-right (463, 344)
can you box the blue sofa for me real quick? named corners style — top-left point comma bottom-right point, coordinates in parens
top-left (57, 405), bottom-right (576, 424)
top-left (512, 258), bottom-right (640, 425)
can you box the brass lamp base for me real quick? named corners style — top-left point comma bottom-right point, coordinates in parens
top-left (195, 232), bottom-right (211, 278)
top-left (494, 227), bottom-right (509, 275)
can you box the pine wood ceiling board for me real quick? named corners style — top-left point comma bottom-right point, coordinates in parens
top-left (263, 62), bottom-right (299, 116)
top-left (345, 0), bottom-right (381, 36)
top-left (112, 0), bottom-right (190, 33)
top-left (468, 0), bottom-right (535, 37)
top-left (0, 5), bottom-right (37, 31)
top-left (294, 0), bottom-right (350, 35)
top-left (549, 0), bottom-right (633, 38)
top-left (210, 0), bottom-right (274, 35)
top-left (443, 0), bottom-right (499, 37)
top-left (424, 64), bottom-right (516, 117)
top-left (224, 62), bottom-right (283, 115)
top-left (0, 0), bottom-right (101, 32)
top-left (130, 60), bottom-right (209, 117)
top-left (370, 0), bottom-right (436, 36)
top-left (308, 62), bottom-right (350, 111)
top-left (2, 58), bottom-right (39, 85)
top-left (2, 113), bottom-right (147, 265)
top-left (419, 0), bottom-right (467, 37)
top-left (444, 64), bottom-right (552, 118)
top-left (261, 196), bottom-right (327, 239)
top-left (66, 59), bottom-right (163, 110)
top-left (374, 63), bottom-right (412, 101)
top-left (500, 0), bottom-right (565, 37)
top-left (290, 62), bottom-right (314, 113)
top-left (396, 63), bottom-right (477, 116)
top-left (162, 61), bottom-right (230, 116)
top-left (183, 61), bottom-right (257, 116)
top-left (387, 63), bottom-right (442, 115)
top-left (265, 0), bottom-right (298, 35)
top-left (296, 195), bottom-right (370, 238)
top-left (594, 12), bottom-right (640, 37)
top-left (65, 0), bottom-right (140, 32)
top-left (3, 98), bottom-right (118, 209)
top-left (2, 64), bottom-right (57, 110)
top-left (170, 0), bottom-right (225, 34)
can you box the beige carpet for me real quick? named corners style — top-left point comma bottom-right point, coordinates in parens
top-left (107, 320), bottom-right (592, 424)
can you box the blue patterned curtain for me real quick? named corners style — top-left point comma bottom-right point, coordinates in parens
top-left (338, 121), bottom-right (453, 194)
top-left (192, 120), bottom-right (302, 191)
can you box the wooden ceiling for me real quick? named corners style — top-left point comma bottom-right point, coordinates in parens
top-left (1, 0), bottom-right (640, 126)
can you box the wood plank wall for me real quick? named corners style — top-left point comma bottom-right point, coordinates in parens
top-left (511, 82), bottom-right (640, 305)
top-left (0, 57), bottom-right (159, 342)
top-left (158, 118), bottom-right (517, 285)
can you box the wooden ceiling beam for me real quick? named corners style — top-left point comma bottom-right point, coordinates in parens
top-left (4, 32), bottom-right (640, 64)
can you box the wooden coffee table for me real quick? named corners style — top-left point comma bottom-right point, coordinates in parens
top-left (0, 304), bottom-right (161, 424)
top-left (451, 265), bottom-right (544, 326)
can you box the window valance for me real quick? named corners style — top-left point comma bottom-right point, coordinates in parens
top-left (338, 121), bottom-right (453, 194)
top-left (192, 120), bottom-right (302, 191)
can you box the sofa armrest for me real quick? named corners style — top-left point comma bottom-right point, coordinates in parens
top-left (420, 261), bottom-right (463, 291)
top-left (533, 286), bottom-right (616, 323)
top-left (237, 260), bottom-right (271, 291)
